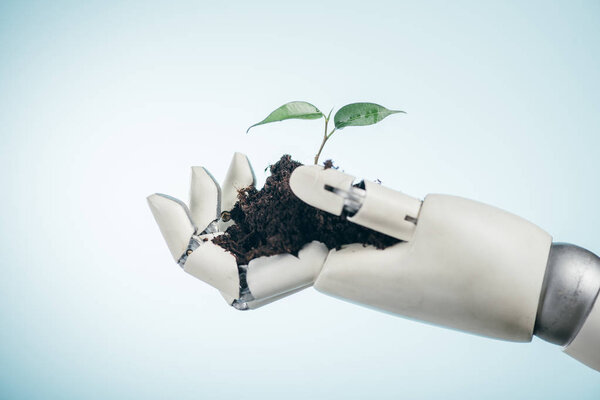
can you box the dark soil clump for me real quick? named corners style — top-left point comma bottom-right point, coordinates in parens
top-left (212, 155), bottom-right (401, 265)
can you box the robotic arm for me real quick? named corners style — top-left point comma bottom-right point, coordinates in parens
top-left (291, 164), bottom-right (600, 372)
top-left (148, 153), bottom-right (600, 372)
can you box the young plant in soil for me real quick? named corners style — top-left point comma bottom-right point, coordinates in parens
top-left (213, 101), bottom-right (405, 265)
top-left (246, 101), bottom-right (405, 165)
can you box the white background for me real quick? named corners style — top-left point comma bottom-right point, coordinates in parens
top-left (1, 1), bottom-right (599, 398)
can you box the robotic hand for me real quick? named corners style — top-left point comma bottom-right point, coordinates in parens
top-left (147, 153), bottom-right (329, 310)
top-left (148, 153), bottom-right (600, 372)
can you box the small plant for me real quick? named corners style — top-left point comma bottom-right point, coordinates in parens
top-left (247, 101), bottom-right (405, 165)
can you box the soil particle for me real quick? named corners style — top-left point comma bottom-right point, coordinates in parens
top-left (323, 159), bottom-right (336, 170)
top-left (212, 155), bottom-right (401, 265)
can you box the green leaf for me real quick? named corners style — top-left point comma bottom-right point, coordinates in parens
top-left (333, 103), bottom-right (405, 130)
top-left (247, 101), bottom-right (324, 133)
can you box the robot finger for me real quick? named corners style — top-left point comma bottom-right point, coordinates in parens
top-left (189, 166), bottom-right (221, 233)
top-left (245, 241), bottom-right (329, 301)
top-left (290, 165), bottom-right (422, 241)
top-left (147, 193), bottom-right (195, 262)
top-left (183, 238), bottom-right (240, 300)
top-left (220, 152), bottom-right (256, 213)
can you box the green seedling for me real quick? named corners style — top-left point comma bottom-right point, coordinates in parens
top-left (247, 101), bottom-right (405, 165)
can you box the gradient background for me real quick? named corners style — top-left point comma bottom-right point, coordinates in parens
top-left (1, 1), bottom-right (599, 398)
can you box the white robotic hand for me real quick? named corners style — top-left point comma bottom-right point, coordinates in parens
top-left (289, 165), bottom-right (600, 373)
top-left (147, 153), bottom-right (329, 310)
top-left (148, 154), bottom-right (600, 372)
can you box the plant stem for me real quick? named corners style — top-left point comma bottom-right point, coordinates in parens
top-left (314, 127), bottom-right (336, 165)
top-left (315, 117), bottom-right (329, 165)
top-left (314, 108), bottom-right (337, 165)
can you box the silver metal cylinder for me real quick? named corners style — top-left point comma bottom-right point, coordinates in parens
top-left (534, 243), bottom-right (600, 346)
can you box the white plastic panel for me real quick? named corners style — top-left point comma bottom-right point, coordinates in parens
top-left (247, 241), bottom-right (329, 300)
top-left (315, 194), bottom-right (552, 342)
top-left (184, 241), bottom-right (240, 300)
top-left (564, 296), bottom-right (600, 371)
top-left (289, 165), bottom-right (355, 216)
top-left (147, 194), bottom-right (195, 262)
top-left (246, 285), bottom-right (312, 309)
top-left (348, 180), bottom-right (422, 241)
top-left (189, 166), bottom-right (220, 232)
top-left (221, 152), bottom-right (256, 212)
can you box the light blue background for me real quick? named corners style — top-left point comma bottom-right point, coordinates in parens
top-left (1, 1), bottom-right (599, 398)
